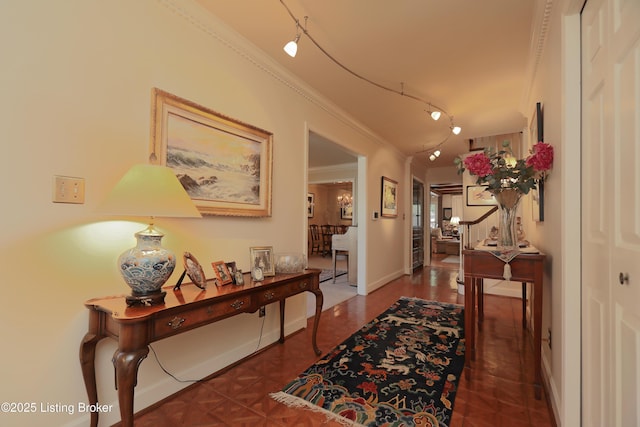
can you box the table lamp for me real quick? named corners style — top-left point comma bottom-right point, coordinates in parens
top-left (450, 216), bottom-right (460, 236)
top-left (100, 164), bottom-right (202, 306)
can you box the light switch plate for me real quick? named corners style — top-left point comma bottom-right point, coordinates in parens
top-left (53, 175), bottom-right (85, 204)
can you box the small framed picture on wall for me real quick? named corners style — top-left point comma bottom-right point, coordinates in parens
top-left (381, 176), bottom-right (398, 218)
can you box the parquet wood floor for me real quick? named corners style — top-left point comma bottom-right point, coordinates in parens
top-left (125, 263), bottom-right (556, 427)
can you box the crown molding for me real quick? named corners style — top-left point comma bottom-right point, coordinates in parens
top-left (520, 0), bottom-right (555, 111)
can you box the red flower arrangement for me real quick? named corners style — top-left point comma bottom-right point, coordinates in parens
top-left (455, 141), bottom-right (554, 194)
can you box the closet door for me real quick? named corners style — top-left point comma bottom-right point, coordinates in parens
top-left (582, 0), bottom-right (640, 425)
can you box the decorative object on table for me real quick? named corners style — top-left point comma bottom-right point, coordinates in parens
top-left (183, 252), bottom-right (207, 290)
top-left (455, 136), bottom-right (553, 250)
top-left (99, 164), bottom-right (201, 306)
top-left (307, 193), bottom-right (315, 218)
top-left (234, 269), bottom-right (245, 285)
top-left (380, 176), bottom-right (398, 218)
top-left (251, 267), bottom-right (264, 282)
top-left (488, 226), bottom-right (499, 241)
top-left (271, 297), bottom-right (465, 426)
top-left (249, 246), bottom-right (275, 276)
top-left (149, 88), bottom-right (273, 217)
top-left (225, 261), bottom-right (237, 283)
top-left (274, 253), bottom-right (307, 274)
top-left (211, 260), bottom-right (233, 286)
top-left (516, 216), bottom-right (526, 242)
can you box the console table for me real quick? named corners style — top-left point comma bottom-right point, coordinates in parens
top-left (462, 249), bottom-right (546, 399)
top-left (79, 269), bottom-right (322, 427)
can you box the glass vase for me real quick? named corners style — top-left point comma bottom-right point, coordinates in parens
top-left (493, 189), bottom-right (523, 251)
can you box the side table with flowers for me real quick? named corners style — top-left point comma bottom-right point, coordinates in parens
top-left (455, 141), bottom-right (554, 250)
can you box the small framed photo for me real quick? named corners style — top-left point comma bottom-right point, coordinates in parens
top-left (234, 270), bottom-right (245, 285)
top-left (381, 176), bottom-right (398, 218)
top-left (211, 260), bottom-right (233, 286)
top-left (183, 252), bottom-right (207, 289)
top-left (249, 246), bottom-right (275, 277)
top-left (466, 185), bottom-right (497, 206)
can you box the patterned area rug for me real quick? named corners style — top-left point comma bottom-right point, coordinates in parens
top-left (319, 269), bottom-right (347, 283)
top-left (271, 297), bottom-right (465, 426)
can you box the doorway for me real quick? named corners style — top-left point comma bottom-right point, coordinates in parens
top-left (412, 178), bottom-right (425, 270)
top-left (306, 130), bottom-right (360, 316)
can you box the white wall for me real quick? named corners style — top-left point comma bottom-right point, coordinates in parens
top-left (524, 0), bottom-right (583, 425)
top-left (0, 1), bottom-right (408, 425)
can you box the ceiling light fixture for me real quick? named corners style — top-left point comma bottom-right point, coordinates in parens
top-left (426, 104), bottom-right (442, 121)
top-left (283, 17), bottom-right (306, 57)
top-left (278, 0), bottom-right (462, 159)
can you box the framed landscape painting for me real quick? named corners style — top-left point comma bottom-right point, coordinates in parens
top-left (150, 88), bottom-right (273, 217)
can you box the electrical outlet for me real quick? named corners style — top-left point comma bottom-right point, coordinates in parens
top-left (53, 175), bottom-right (85, 204)
top-left (259, 306), bottom-right (266, 317)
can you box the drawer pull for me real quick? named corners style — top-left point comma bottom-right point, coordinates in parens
top-left (264, 291), bottom-right (275, 300)
top-left (168, 316), bottom-right (185, 330)
top-left (230, 300), bottom-right (245, 310)
top-left (299, 281), bottom-right (308, 289)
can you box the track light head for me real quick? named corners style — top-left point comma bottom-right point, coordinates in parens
top-left (452, 126), bottom-right (462, 135)
top-left (283, 36), bottom-right (300, 57)
top-left (430, 111), bottom-right (441, 121)
top-left (283, 16), bottom-right (306, 58)
top-left (429, 154), bottom-right (436, 161)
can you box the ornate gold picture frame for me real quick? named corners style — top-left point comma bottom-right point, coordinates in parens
top-left (150, 88), bottom-right (273, 217)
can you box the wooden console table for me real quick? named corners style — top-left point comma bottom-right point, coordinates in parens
top-left (79, 269), bottom-right (322, 427)
top-left (462, 249), bottom-right (546, 399)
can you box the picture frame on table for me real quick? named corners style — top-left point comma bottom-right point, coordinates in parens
top-left (211, 260), bottom-right (233, 286)
top-left (225, 261), bottom-right (237, 284)
top-left (149, 88), bottom-right (273, 217)
top-left (380, 176), bottom-right (398, 218)
top-left (249, 246), bottom-right (275, 277)
top-left (183, 252), bottom-right (207, 289)
top-left (466, 185), bottom-right (497, 206)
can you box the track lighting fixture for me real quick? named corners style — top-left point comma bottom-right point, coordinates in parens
top-left (428, 149), bottom-right (442, 161)
top-left (283, 18), bottom-right (305, 58)
top-left (426, 105), bottom-right (441, 121)
top-left (283, 35), bottom-right (299, 57)
top-left (278, 0), bottom-right (462, 161)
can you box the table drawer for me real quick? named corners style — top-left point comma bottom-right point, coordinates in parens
top-left (154, 296), bottom-right (251, 339)
top-left (291, 278), bottom-right (313, 293)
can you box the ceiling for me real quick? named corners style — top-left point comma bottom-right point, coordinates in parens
top-left (195, 0), bottom-right (537, 168)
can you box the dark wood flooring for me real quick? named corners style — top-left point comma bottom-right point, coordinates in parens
top-left (125, 259), bottom-right (556, 426)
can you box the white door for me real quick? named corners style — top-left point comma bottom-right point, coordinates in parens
top-left (582, 0), bottom-right (640, 425)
